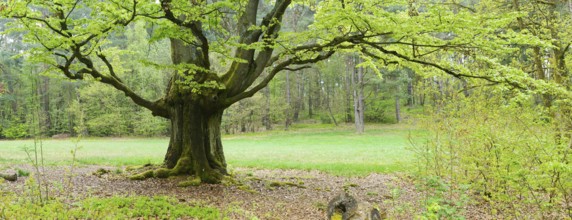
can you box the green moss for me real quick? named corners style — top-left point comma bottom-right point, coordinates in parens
top-left (154, 168), bottom-right (172, 178)
top-left (93, 168), bottom-right (111, 177)
top-left (267, 181), bottom-right (305, 189)
top-left (221, 175), bottom-right (238, 187)
top-left (171, 157), bottom-right (192, 174)
top-left (0, 194), bottom-right (223, 219)
top-left (130, 170), bottom-right (154, 180)
top-left (237, 185), bottom-right (258, 194)
top-left (200, 170), bottom-right (223, 184)
top-left (343, 182), bottom-right (359, 191)
top-left (178, 177), bottom-right (201, 187)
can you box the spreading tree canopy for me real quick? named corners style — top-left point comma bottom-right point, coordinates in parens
top-left (1, 0), bottom-right (567, 183)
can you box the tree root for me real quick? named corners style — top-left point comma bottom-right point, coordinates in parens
top-left (129, 166), bottom-right (225, 184)
top-left (177, 177), bottom-right (201, 187)
top-left (129, 170), bottom-right (154, 180)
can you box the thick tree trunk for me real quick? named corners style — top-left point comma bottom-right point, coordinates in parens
top-left (161, 103), bottom-right (227, 183)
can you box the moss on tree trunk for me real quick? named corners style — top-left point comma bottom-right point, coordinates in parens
top-left (133, 101), bottom-right (227, 184)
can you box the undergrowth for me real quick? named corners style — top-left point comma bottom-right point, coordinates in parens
top-left (411, 90), bottom-right (572, 218)
top-left (0, 194), bottom-right (222, 219)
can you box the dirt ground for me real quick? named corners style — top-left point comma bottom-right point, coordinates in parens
top-left (1, 165), bottom-right (491, 219)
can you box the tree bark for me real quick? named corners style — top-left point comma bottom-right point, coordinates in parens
top-left (292, 70), bottom-right (303, 122)
top-left (161, 102), bottom-right (226, 183)
top-left (395, 94), bottom-right (401, 123)
top-left (352, 56), bottom-right (365, 133)
top-left (263, 85), bottom-right (272, 130)
top-left (41, 76), bottom-right (52, 135)
top-left (308, 75), bottom-right (313, 118)
top-left (285, 71), bottom-right (292, 130)
top-left (345, 57), bottom-right (354, 123)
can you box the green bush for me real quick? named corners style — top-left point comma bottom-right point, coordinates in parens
top-left (365, 99), bottom-right (397, 123)
top-left (132, 111), bottom-right (168, 136)
top-left (412, 90), bottom-right (572, 218)
top-left (1, 123), bottom-right (28, 139)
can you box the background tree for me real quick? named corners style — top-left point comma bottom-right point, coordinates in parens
top-left (2, 0), bottom-right (566, 184)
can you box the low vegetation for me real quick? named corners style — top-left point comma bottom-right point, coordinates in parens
top-left (411, 90), bottom-right (572, 219)
top-left (0, 124), bottom-right (414, 176)
top-left (0, 192), bottom-right (222, 219)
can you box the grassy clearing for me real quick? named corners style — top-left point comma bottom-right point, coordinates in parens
top-left (0, 124), bottom-right (416, 176)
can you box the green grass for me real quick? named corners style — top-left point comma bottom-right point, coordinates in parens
top-left (0, 195), bottom-right (225, 219)
top-left (0, 124), bottom-right (417, 176)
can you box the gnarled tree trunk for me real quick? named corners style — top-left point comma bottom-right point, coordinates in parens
top-left (160, 101), bottom-right (227, 183)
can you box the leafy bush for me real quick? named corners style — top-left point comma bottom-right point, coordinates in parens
top-left (365, 99), bottom-right (397, 123)
top-left (1, 123), bottom-right (28, 139)
top-left (86, 114), bottom-right (129, 137)
top-left (132, 111), bottom-right (168, 136)
top-left (412, 90), bottom-right (572, 218)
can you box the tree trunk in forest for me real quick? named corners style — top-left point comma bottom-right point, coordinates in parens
top-left (352, 56), bottom-right (365, 134)
top-left (326, 82), bottom-right (338, 126)
top-left (137, 38), bottom-right (229, 184)
top-left (345, 57), bottom-right (354, 123)
top-left (308, 76), bottom-right (313, 118)
top-left (161, 103), bottom-right (227, 184)
top-left (285, 71), bottom-right (292, 130)
top-left (263, 85), bottom-right (272, 130)
top-left (292, 71), bottom-right (303, 122)
top-left (395, 94), bottom-right (401, 123)
top-left (41, 76), bottom-right (51, 135)
top-left (533, 47), bottom-right (551, 107)
top-left (406, 80), bottom-right (414, 107)
top-left (0, 64), bottom-right (18, 117)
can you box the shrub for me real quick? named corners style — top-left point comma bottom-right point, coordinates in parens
top-left (1, 123), bottom-right (28, 139)
top-left (412, 90), bottom-right (572, 218)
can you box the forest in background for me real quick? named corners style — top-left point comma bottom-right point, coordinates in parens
top-left (0, 9), bottom-right (417, 139)
top-left (1, 0), bottom-right (569, 140)
top-left (1, 0), bottom-right (572, 217)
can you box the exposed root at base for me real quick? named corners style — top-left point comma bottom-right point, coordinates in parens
top-left (128, 167), bottom-right (225, 184)
top-left (177, 177), bottom-right (201, 187)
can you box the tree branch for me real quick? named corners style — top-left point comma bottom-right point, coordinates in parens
top-left (222, 50), bottom-right (335, 106)
top-left (360, 41), bottom-right (526, 89)
top-left (160, 0), bottom-right (209, 67)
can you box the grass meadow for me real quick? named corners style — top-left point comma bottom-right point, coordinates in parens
top-left (0, 124), bottom-right (417, 176)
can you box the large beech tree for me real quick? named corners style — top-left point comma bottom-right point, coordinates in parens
top-left (1, 0), bottom-right (565, 183)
